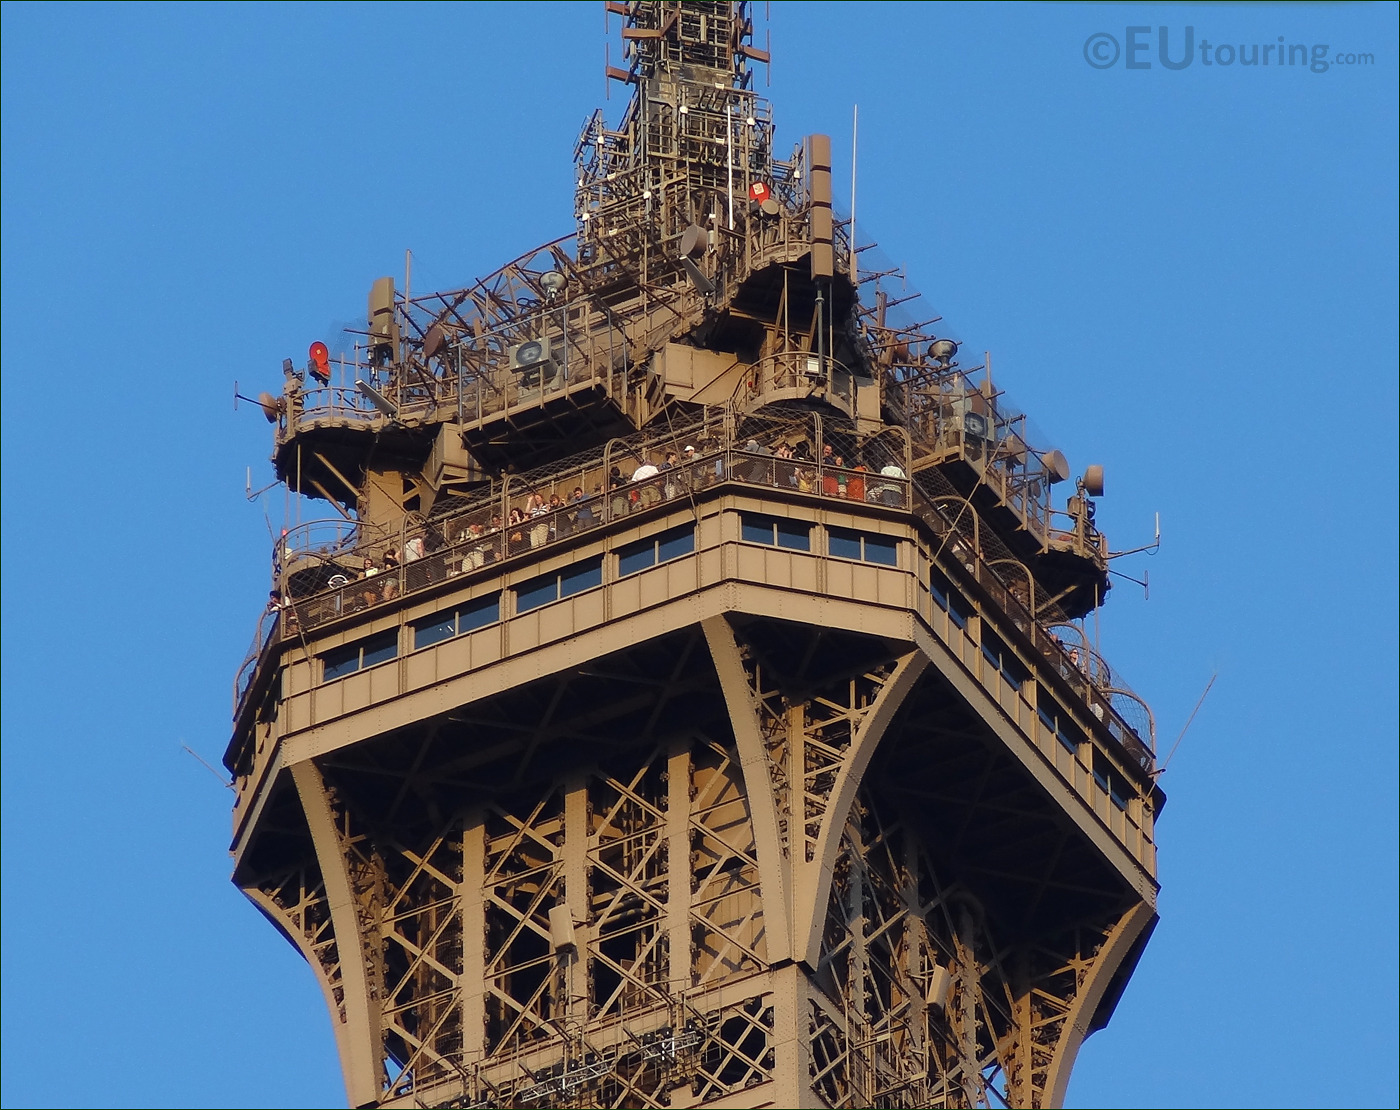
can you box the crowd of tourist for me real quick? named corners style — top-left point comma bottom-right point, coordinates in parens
top-left (273, 436), bottom-right (911, 620)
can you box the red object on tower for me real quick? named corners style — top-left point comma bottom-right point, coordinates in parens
top-left (748, 181), bottom-right (771, 203)
top-left (308, 341), bottom-right (331, 384)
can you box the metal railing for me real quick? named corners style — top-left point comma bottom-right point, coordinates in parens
top-left (237, 416), bottom-right (1146, 768)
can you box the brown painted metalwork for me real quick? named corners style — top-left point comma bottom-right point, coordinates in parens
top-left (226, 5), bottom-right (1160, 1106)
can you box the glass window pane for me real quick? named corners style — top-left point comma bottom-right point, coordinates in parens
top-left (560, 556), bottom-right (602, 597)
top-left (322, 644), bottom-right (360, 681)
top-left (946, 583), bottom-right (971, 629)
top-left (413, 614), bottom-right (457, 649)
top-left (741, 514), bottom-right (774, 545)
top-left (827, 527), bottom-right (862, 561)
top-left (1059, 717), bottom-right (1085, 753)
top-left (656, 526), bottom-right (695, 563)
top-left (361, 630), bottom-right (399, 668)
top-left (458, 594), bottom-right (500, 632)
top-left (776, 519), bottom-right (811, 551)
top-left (981, 638), bottom-right (1001, 670)
top-left (1057, 725), bottom-right (1080, 755)
top-left (517, 576), bottom-right (558, 613)
top-left (864, 535), bottom-right (898, 566)
top-left (929, 569), bottom-right (952, 611)
top-left (618, 538), bottom-right (656, 577)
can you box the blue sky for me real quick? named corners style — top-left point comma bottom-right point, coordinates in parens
top-left (2, 3), bottom-right (1395, 1107)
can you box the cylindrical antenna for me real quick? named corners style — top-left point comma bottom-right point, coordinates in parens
top-left (727, 104), bottom-right (735, 230)
top-left (850, 104), bottom-right (858, 279)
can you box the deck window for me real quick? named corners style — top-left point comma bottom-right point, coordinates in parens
top-left (980, 629), bottom-right (1030, 691)
top-left (929, 568), bottom-right (972, 630)
top-left (741, 512), bottom-right (811, 551)
top-left (827, 526), bottom-right (898, 566)
top-left (412, 593), bottom-right (502, 649)
top-left (1037, 703), bottom-right (1084, 755)
top-left (517, 556), bottom-right (604, 614)
top-left (322, 629), bottom-right (399, 681)
top-left (1092, 750), bottom-right (1133, 810)
top-left (618, 525), bottom-right (696, 578)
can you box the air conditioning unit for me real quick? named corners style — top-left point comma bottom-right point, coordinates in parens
top-left (509, 336), bottom-right (554, 372)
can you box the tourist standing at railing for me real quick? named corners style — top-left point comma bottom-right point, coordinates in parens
top-left (527, 492), bottom-right (549, 547)
top-left (464, 523), bottom-right (487, 570)
top-left (794, 441), bottom-right (815, 492)
top-left (632, 456), bottom-right (660, 508)
top-left (741, 439), bottom-right (769, 483)
top-left (822, 454), bottom-right (844, 497)
top-left (774, 441), bottom-right (796, 488)
top-left (507, 508), bottom-right (528, 556)
top-left (878, 463), bottom-right (907, 507)
top-left (571, 487), bottom-right (595, 532)
top-left (847, 463), bottom-right (866, 502)
top-left (358, 557), bottom-right (381, 610)
top-left (660, 451), bottom-right (679, 500)
top-left (608, 467), bottom-right (628, 519)
top-left (549, 492), bottom-right (568, 538)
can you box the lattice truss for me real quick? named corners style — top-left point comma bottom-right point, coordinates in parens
top-left (806, 794), bottom-right (1119, 1110)
top-left (242, 617), bottom-right (1145, 1107)
top-left (249, 709), bottom-right (779, 1104)
top-left (740, 647), bottom-right (895, 864)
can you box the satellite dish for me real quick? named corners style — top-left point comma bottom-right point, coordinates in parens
top-left (679, 224), bottom-right (707, 259)
top-left (422, 323), bottom-right (449, 361)
top-left (540, 270), bottom-right (566, 297)
top-left (759, 197), bottom-right (781, 217)
top-left (258, 392), bottom-right (283, 423)
top-left (1043, 449), bottom-right (1070, 484)
top-left (930, 338), bottom-right (959, 365)
top-left (1082, 464), bottom-right (1105, 498)
top-left (516, 340), bottom-right (543, 365)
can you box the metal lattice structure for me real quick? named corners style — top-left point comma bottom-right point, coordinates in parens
top-left (226, 5), bottom-right (1161, 1106)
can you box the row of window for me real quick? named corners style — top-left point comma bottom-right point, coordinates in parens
top-left (329, 517), bottom-right (892, 676)
top-left (739, 513), bottom-right (899, 566)
top-left (929, 563), bottom-right (1131, 811)
top-left (320, 516), bottom-right (1134, 813)
top-left (321, 525), bottom-right (698, 679)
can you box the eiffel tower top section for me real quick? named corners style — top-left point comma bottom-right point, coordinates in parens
top-left (249, 0), bottom-right (1116, 650)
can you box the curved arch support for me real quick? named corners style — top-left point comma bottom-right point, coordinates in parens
top-left (702, 615), bottom-right (794, 963)
top-left (798, 649), bottom-right (928, 968)
top-left (243, 884), bottom-right (353, 1085)
top-left (1043, 900), bottom-right (1158, 1107)
top-left (291, 760), bottom-right (384, 1108)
